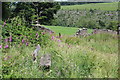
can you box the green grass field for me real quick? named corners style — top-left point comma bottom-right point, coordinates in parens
top-left (43, 25), bottom-right (93, 35)
top-left (43, 25), bottom-right (79, 35)
top-left (61, 2), bottom-right (118, 11)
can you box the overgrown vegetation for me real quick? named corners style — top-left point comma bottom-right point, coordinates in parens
top-left (2, 30), bottom-right (118, 78)
top-left (1, 2), bottom-right (119, 78)
top-left (1, 19), bottom-right (52, 48)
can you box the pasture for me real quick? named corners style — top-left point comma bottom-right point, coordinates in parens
top-left (61, 2), bottom-right (118, 11)
top-left (43, 25), bottom-right (93, 35)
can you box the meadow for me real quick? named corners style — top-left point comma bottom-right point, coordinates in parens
top-left (61, 2), bottom-right (118, 11)
top-left (2, 30), bottom-right (118, 78)
top-left (43, 25), bottom-right (93, 35)
top-left (1, 2), bottom-right (119, 78)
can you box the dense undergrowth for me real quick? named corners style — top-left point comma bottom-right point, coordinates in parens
top-left (1, 21), bottom-right (118, 78)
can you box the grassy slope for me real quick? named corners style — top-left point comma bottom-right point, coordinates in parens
top-left (43, 25), bottom-right (93, 35)
top-left (2, 24), bottom-right (118, 78)
top-left (2, 33), bottom-right (118, 78)
top-left (61, 2), bottom-right (118, 11)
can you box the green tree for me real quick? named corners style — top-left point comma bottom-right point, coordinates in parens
top-left (98, 20), bottom-right (106, 28)
top-left (12, 2), bottom-right (36, 26)
top-left (12, 2), bottom-right (60, 26)
top-left (2, 2), bottom-right (11, 21)
top-left (107, 21), bottom-right (118, 30)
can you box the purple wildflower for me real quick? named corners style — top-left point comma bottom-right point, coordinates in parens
top-left (9, 36), bottom-right (12, 42)
top-left (5, 38), bottom-right (8, 42)
top-left (36, 33), bottom-right (39, 39)
top-left (57, 39), bottom-right (61, 42)
top-left (51, 36), bottom-right (55, 40)
top-left (60, 35), bottom-right (62, 38)
top-left (0, 45), bottom-right (2, 48)
top-left (18, 24), bottom-right (21, 26)
top-left (4, 45), bottom-right (9, 48)
top-left (19, 35), bottom-right (22, 36)
top-left (4, 21), bottom-right (6, 25)
top-left (4, 56), bottom-right (11, 61)
top-left (68, 45), bottom-right (71, 48)
top-left (36, 33), bottom-right (38, 36)
top-left (26, 42), bottom-right (28, 46)
top-left (56, 36), bottom-right (59, 38)
top-left (22, 39), bottom-right (25, 43)
top-left (4, 57), bottom-right (7, 61)
top-left (49, 31), bottom-right (52, 34)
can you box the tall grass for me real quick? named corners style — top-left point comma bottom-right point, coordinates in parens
top-left (2, 33), bottom-right (118, 78)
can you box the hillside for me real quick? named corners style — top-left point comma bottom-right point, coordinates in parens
top-left (52, 2), bottom-right (118, 29)
top-left (61, 2), bottom-right (118, 11)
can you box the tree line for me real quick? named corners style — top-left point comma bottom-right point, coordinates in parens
top-left (2, 2), bottom-right (61, 27)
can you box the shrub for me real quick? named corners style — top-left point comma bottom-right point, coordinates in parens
top-left (52, 10), bottom-right (117, 30)
top-left (1, 19), bottom-right (52, 49)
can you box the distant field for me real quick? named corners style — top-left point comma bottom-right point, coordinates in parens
top-left (43, 25), bottom-right (93, 35)
top-left (61, 2), bottom-right (118, 11)
top-left (43, 25), bottom-right (79, 35)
